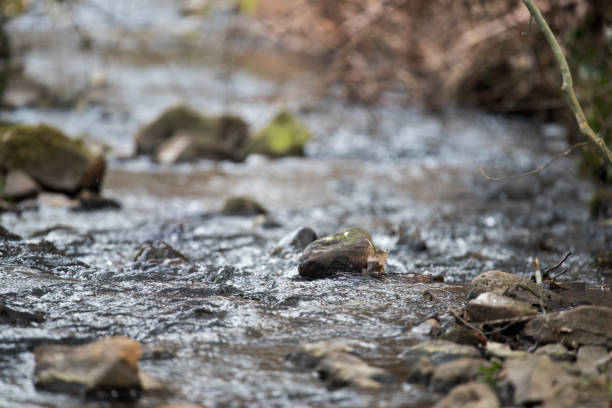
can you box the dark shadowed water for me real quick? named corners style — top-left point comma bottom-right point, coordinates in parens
top-left (1, 1), bottom-right (611, 407)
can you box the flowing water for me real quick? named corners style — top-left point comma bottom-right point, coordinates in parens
top-left (1, 1), bottom-right (611, 407)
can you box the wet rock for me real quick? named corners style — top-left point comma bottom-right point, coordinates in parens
top-left (298, 227), bottom-right (387, 279)
top-left (277, 227), bottom-right (317, 251)
top-left (156, 133), bottom-right (199, 164)
top-left (431, 358), bottom-right (490, 392)
top-left (589, 188), bottom-right (612, 220)
top-left (523, 306), bottom-right (612, 348)
top-left (576, 345), bottom-right (609, 376)
top-left (285, 340), bottom-right (354, 369)
top-left (34, 337), bottom-right (142, 398)
top-left (410, 318), bottom-right (441, 338)
top-left (405, 356), bottom-right (436, 383)
top-left (440, 326), bottom-right (483, 347)
top-left (0, 124), bottom-right (105, 195)
top-left (433, 381), bottom-right (500, 408)
top-left (133, 241), bottom-right (189, 263)
top-left (135, 105), bottom-right (249, 162)
top-left (0, 303), bottom-right (44, 326)
top-left (399, 340), bottom-right (481, 364)
top-left (71, 190), bottom-right (121, 211)
top-left (540, 374), bottom-right (610, 408)
top-left (485, 342), bottom-right (529, 359)
top-left (468, 270), bottom-right (569, 311)
top-left (465, 292), bottom-right (537, 322)
top-left (1, 169), bottom-right (39, 200)
top-left (245, 111), bottom-right (310, 158)
top-left (221, 196), bottom-right (267, 216)
top-left (0, 225), bottom-right (21, 240)
top-left (534, 343), bottom-right (574, 361)
top-left (500, 356), bottom-right (576, 406)
top-left (315, 351), bottom-right (395, 389)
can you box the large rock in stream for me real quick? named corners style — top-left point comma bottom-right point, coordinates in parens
top-left (135, 104), bottom-right (249, 162)
top-left (0, 124), bottom-right (105, 196)
top-left (298, 227), bottom-right (387, 279)
top-left (34, 337), bottom-right (143, 399)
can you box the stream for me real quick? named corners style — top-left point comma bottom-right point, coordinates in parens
top-left (1, 1), bottom-right (611, 407)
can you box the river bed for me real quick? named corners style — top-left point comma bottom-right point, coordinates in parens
top-left (1, 1), bottom-right (611, 407)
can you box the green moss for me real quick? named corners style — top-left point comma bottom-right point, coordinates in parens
top-left (477, 359), bottom-right (502, 388)
top-left (246, 111), bottom-right (310, 158)
top-left (0, 124), bottom-right (93, 170)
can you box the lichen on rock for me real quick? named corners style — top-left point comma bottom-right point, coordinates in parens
top-left (246, 110), bottom-right (310, 158)
top-left (298, 227), bottom-right (387, 279)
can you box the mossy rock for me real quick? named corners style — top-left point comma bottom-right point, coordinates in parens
top-left (589, 188), bottom-right (612, 220)
top-left (0, 124), bottom-right (105, 195)
top-left (135, 104), bottom-right (249, 162)
top-left (245, 111), bottom-right (310, 158)
top-left (221, 196), bottom-right (267, 216)
top-left (298, 227), bottom-right (387, 279)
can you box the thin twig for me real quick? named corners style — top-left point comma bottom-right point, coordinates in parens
top-left (544, 251), bottom-right (572, 275)
top-left (479, 142), bottom-right (588, 181)
top-left (521, 0), bottom-right (612, 165)
top-left (551, 268), bottom-right (568, 282)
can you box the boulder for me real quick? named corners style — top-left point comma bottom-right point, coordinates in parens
top-left (34, 337), bottom-right (142, 398)
top-left (466, 292), bottom-right (537, 322)
top-left (245, 111), bottom-right (310, 158)
top-left (433, 382), bottom-right (500, 408)
top-left (285, 340), bottom-right (354, 369)
top-left (135, 105), bottom-right (249, 162)
top-left (133, 241), bottom-right (189, 263)
top-left (430, 358), bottom-right (490, 392)
top-left (315, 351), bottom-right (395, 389)
top-left (523, 306), bottom-right (612, 348)
top-left (500, 356), bottom-right (577, 406)
top-left (1, 169), bottom-right (39, 200)
top-left (0, 124), bottom-right (105, 196)
top-left (399, 340), bottom-right (481, 364)
top-left (468, 270), bottom-right (569, 311)
top-left (298, 227), bottom-right (387, 279)
top-left (221, 196), bottom-right (267, 216)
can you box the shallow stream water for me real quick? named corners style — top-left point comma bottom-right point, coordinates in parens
top-left (1, 1), bottom-right (611, 407)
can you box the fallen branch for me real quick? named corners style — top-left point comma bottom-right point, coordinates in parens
top-left (479, 142), bottom-right (588, 181)
top-left (521, 0), bottom-right (612, 165)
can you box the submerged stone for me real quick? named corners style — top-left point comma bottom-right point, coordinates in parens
top-left (298, 227), bottom-right (387, 279)
top-left (433, 382), bottom-right (500, 408)
top-left (135, 104), bottom-right (249, 162)
top-left (71, 190), bottom-right (121, 212)
top-left (34, 337), bottom-right (142, 398)
top-left (523, 306), bottom-right (612, 348)
top-left (468, 270), bottom-right (569, 311)
top-left (465, 292), bottom-right (537, 322)
top-left (0, 124), bottom-right (106, 195)
top-left (221, 196), bottom-right (267, 216)
top-left (245, 111), bottom-right (310, 158)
